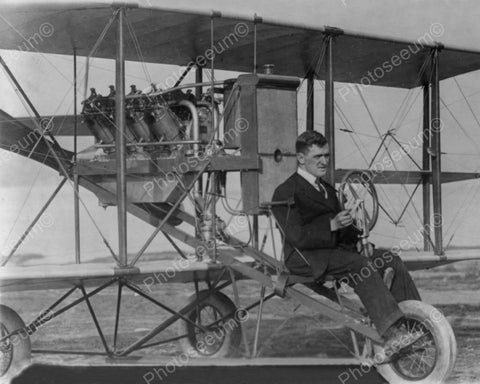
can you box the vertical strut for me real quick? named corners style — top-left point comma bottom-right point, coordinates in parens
top-left (195, 66), bottom-right (203, 99)
top-left (306, 72), bottom-right (315, 131)
top-left (116, 7), bottom-right (128, 266)
top-left (431, 48), bottom-right (443, 255)
top-left (73, 47), bottom-right (81, 263)
top-left (253, 215), bottom-right (259, 249)
top-left (422, 84), bottom-right (431, 251)
top-left (194, 65), bottom-right (203, 228)
top-left (324, 33), bottom-right (336, 185)
top-left (113, 281), bottom-right (123, 351)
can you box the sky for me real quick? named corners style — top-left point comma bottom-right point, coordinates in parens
top-left (1, 0), bottom-right (480, 262)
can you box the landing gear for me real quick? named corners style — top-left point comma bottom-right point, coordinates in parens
top-left (374, 300), bottom-right (456, 384)
top-left (178, 291), bottom-right (242, 358)
top-left (0, 305), bottom-right (31, 381)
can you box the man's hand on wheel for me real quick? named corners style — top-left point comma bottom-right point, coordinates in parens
top-left (330, 210), bottom-right (353, 231)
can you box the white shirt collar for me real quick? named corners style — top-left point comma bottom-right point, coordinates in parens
top-left (297, 167), bottom-right (329, 198)
top-left (297, 167), bottom-right (318, 188)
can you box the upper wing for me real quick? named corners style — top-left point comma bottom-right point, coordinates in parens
top-left (1, 1), bottom-right (480, 88)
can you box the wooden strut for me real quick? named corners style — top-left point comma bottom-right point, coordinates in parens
top-left (115, 7), bottom-right (128, 266)
top-left (324, 33), bottom-right (335, 185)
top-left (430, 47), bottom-right (444, 256)
top-left (422, 83), bottom-right (432, 251)
top-left (73, 47), bottom-right (81, 264)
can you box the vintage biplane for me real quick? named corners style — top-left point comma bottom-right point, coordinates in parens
top-left (1, 1), bottom-right (480, 383)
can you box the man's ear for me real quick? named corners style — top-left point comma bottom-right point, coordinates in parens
top-left (296, 152), bottom-right (305, 165)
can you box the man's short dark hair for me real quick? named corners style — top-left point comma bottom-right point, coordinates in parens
top-left (295, 130), bottom-right (328, 154)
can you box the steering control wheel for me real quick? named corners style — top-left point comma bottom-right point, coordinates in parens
top-left (338, 169), bottom-right (379, 232)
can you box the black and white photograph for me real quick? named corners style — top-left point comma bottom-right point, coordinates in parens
top-left (0, 1), bottom-right (479, 383)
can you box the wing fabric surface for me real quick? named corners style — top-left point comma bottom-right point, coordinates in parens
top-left (1, 1), bottom-right (480, 87)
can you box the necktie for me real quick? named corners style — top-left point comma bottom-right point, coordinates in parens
top-left (315, 178), bottom-right (329, 199)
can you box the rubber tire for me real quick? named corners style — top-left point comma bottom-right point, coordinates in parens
top-left (0, 305), bottom-right (31, 382)
top-left (374, 300), bottom-right (457, 384)
top-left (178, 291), bottom-right (242, 358)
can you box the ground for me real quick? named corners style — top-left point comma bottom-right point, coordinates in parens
top-left (1, 259), bottom-right (479, 384)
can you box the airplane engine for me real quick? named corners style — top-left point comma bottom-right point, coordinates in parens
top-left (125, 85), bottom-right (155, 143)
top-left (79, 84), bottom-right (216, 206)
top-left (81, 86), bottom-right (137, 151)
top-left (80, 85), bottom-right (212, 155)
top-left (81, 87), bottom-right (116, 148)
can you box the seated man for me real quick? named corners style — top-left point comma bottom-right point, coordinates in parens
top-left (271, 130), bottom-right (421, 359)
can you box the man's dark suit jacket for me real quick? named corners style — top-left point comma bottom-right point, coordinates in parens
top-left (271, 172), bottom-right (360, 278)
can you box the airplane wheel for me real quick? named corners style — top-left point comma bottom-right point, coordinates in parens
top-left (178, 291), bottom-right (242, 358)
top-left (374, 300), bottom-right (456, 384)
top-left (0, 305), bottom-right (31, 381)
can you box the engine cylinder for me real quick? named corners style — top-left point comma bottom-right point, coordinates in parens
top-left (149, 103), bottom-right (182, 142)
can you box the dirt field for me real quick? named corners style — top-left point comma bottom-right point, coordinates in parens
top-left (1, 260), bottom-right (479, 384)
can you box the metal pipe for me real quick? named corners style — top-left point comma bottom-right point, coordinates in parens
top-left (306, 72), bottom-right (314, 131)
top-left (178, 100), bottom-right (199, 152)
top-left (422, 84), bottom-right (431, 251)
top-left (325, 35), bottom-right (335, 185)
top-left (73, 47), bottom-right (81, 264)
top-left (94, 139), bottom-right (201, 148)
top-left (194, 66), bottom-right (204, 241)
top-left (210, 171), bottom-right (217, 262)
top-left (116, 7), bottom-right (128, 266)
top-left (431, 48), bottom-right (443, 255)
top-left (140, 81), bottom-right (223, 97)
top-left (195, 66), bottom-right (203, 212)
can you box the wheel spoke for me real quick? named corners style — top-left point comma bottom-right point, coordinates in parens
top-left (392, 320), bottom-right (437, 380)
